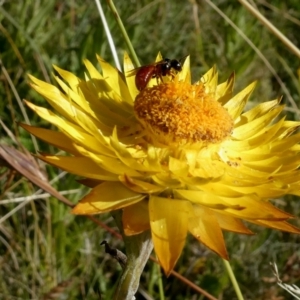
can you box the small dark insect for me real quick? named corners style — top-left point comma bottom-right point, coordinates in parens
top-left (131, 58), bottom-right (182, 91)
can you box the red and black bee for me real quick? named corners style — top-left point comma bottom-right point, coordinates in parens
top-left (131, 58), bottom-right (182, 91)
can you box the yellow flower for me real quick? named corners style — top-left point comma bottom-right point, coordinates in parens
top-left (22, 54), bottom-right (300, 276)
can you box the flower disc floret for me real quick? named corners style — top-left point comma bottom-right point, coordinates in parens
top-left (134, 82), bottom-right (234, 147)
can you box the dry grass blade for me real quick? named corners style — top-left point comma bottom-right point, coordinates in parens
top-left (270, 262), bottom-right (300, 299)
top-left (0, 144), bottom-right (73, 207)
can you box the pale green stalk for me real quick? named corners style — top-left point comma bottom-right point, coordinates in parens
top-left (94, 0), bottom-right (121, 70)
top-left (106, 0), bottom-right (140, 67)
top-left (156, 262), bottom-right (165, 300)
top-left (223, 259), bottom-right (244, 300)
top-left (111, 211), bottom-right (153, 300)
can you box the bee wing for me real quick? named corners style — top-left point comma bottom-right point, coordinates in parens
top-left (126, 66), bottom-right (145, 77)
top-left (126, 60), bottom-right (165, 77)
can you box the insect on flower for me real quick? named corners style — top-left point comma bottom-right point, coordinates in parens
top-left (131, 58), bottom-right (183, 91)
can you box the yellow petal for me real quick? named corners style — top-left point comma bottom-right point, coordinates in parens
top-left (110, 129), bottom-right (162, 172)
top-left (225, 118), bottom-right (286, 156)
top-left (29, 75), bottom-right (111, 134)
top-left (214, 211), bottom-right (253, 234)
top-left (123, 200), bottom-right (150, 235)
top-left (249, 219), bottom-right (300, 234)
top-left (188, 205), bottom-right (228, 259)
top-left (73, 71), bottom-right (134, 128)
top-left (152, 173), bottom-right (183, 189)
top-left (77, 178), bottom-right (102, 188)
top-left (96, 55), bottom-right (133, 107)
top-left (149, 196), bottom-right (190, 276)
top-left (242, 155), bottom-right (298, 173)
top-left (236, 117), bottom-right (285, 147)
top-left (240, 98), bottom-right (281, 123)
top-left (272, 132), bottom-right (300, 152)
top-left (178, 55), bottom-right (191, 84)
top-left (169, 156), bottom-right (189, 177)
top-left (174, 189), bottom-right (293, 220)
top-left (232, 105), bottom-right (284, 140)
top-left (119, 174), bottom-right (165, 194)
top-left (24, 100), bottom-right (112, 156)
top-left (225, 81), bottom-right (256, 120)
top-left (53, 65), bottom-right (82, 91)
top-left (155, 52), bottom-right (163, 62)
top-left (20, 123), bottom-right (82, 155)
top-left (52, 69), bottom-right (94, 115)
top-left (200, 66), bottom-right (217, 94)
top-left (278, 121), bottom-right (300, 138)
top-left (84, 151), bottom-right (142, 177)
top-left (72, 182), bottom-right (145, 214)
top-left (216, 180), bottom-right (288, 199)
top-left (37, 154), bottom-right (118, 180)
top-left (217, 72), bottom-right (234, 105)
top-left (124, 52), bottom-right (139, 100)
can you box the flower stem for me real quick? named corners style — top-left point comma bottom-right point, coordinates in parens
top-left (111, 210), bottom-right (153, 300)
top-left (156, 262), bottom-right (165, 300)
top-left (94, 0), bottom-right (121, 70)
top-left (238, 0), bottom-right (300, 59)
top-left (106, 0), bottom-right (140, 67)
top-left (223, 259), bottom-right (244, 300)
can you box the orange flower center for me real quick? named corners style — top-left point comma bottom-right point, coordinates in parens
top-left (134, 81), bottom-right (233, 147)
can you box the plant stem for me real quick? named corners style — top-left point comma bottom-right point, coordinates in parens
top-left (223, 259), bottom-right (244, 300)
top-left (111, 210), bottom-right (153, 300)
top-left (156, 262), bottom-right (165, 300)
top-left (94, 0), bottom-right (121, 70)
top-left (238, 0), bottom-right (300, 59)
top-left (106, 0), bottom-right (140, 67)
